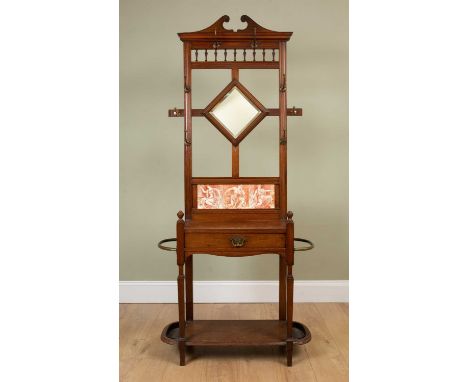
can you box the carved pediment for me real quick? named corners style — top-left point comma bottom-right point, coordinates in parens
top-left (178, 15), bottom-right (292, 41)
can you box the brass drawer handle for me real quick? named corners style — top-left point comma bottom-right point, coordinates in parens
top-left (231, 236), bottom-right (247, 248)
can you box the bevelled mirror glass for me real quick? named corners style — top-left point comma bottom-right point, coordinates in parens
top-left (209, 87), bottom-right (261, 138)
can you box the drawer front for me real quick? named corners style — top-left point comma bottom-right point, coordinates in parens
top-left (185, 233), bottom-right (285, 250)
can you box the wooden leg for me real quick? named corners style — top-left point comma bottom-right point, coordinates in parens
top-left (177, 265), bottom-right (186, 366)
top-left (286, 264), bottom-right (294, 366)
top-left (178, 339), bottom-right (186, 366)
top-left (185, 255), bottom-right (193, 321)
top-left (176, 211), bottom-right (186, 365)
top-left (279, 255), bottom-right (286, 320)
top-left (286, 341), bottom-right (293, 367)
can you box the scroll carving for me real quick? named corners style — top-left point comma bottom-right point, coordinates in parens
top-left (190, 15), bottom-right (277, 35)
top-left (178, 15), bottom-right (292, 42)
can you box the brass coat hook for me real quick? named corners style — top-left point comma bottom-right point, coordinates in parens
top-left (184, 75), bottom-right (191, 93)
top-left (251, 27), bottom-right (258, 49)
top-left (184, 127), bottom-right (191, 145)
top-left (280, 74), bottom-right (287, 92)
top-left (213, 28), bottom-right (221, 49)
top-left (280, 129), bottom-right (287, 145)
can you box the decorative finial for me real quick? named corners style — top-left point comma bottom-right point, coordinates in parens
top-left (287, 211), bottom-right (293, 220)
top-left (177, 210), bottom-right (184, 219)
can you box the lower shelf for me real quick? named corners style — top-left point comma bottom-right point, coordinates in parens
top-left (161, 320), bottom-right (311, 347)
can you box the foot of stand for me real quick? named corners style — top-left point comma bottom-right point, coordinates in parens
top-left (178, 340), bottom-right (186, 366)
top-left (286, 341), bottom-right (293, 367)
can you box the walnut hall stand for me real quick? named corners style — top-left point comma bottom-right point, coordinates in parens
top-left (158, 15), bottom-right (314, 367)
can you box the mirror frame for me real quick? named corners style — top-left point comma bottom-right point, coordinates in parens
top-left (202, 79), bottom-right (269, 146)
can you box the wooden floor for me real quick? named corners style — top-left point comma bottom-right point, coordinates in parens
top-left (120, 303), bottom-right (348, 382)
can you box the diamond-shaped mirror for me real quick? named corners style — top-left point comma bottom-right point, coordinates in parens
top-left (210, 87), bottom-right (261, 138)
top-left (203, 80), bottom-right (268, 146)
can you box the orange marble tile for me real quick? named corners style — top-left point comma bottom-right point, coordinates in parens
top-left (197, 184), bottom-right (275, 209)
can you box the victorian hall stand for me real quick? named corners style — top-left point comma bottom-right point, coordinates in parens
top-left (158, 15), bottom-right (314, 367)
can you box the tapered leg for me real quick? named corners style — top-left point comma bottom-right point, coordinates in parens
top-left (178, 339), bottom-right (186, 366)
top-left (185, 255), bottom-right (193, 321)
top-left (177, 265), bottom-right (186, 366)
top-left (286, 264), bottom-right (294, 366)
top-left (176, 211), bottom-right (186, 366)
top-left (279, 255), bottom-right (286, 320)
top-left (286, 341), bottom-right (293, 366)
top-left (285, 212), bottom-right (295, 366)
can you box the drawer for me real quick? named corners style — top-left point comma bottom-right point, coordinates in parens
top-left (185, 233), bottom-right (285, 250)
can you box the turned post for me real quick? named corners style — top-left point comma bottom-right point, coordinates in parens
top-left (279, 255), bottom-right (286, 320)
top-left (176, 210), bottom-right (186, 366)
top-left (286, 211), bottom-right (294, 366)
top-left (185, 255), bottom-right (193, 321)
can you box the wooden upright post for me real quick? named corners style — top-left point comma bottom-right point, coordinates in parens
top-left (286, 211), bottom-right (294, 366)
top-left (185, 255), bottom-right (193, 321)
top-left (231, 68), bottom-right (240, 178)
top-left (176, 210), bottom-right (186, 366)
top-left (279, 255), bottom-right (286, 320)
top-left (183, 42), bottom-right (192, 219)
top-left (279, 41), bottom-right (287, 218)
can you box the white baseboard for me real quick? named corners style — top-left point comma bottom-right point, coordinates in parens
top-left (119, 280), bottom-right (348, 303)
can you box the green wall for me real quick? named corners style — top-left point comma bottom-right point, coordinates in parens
top-left (120, 0), bottom-right (348, 280)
